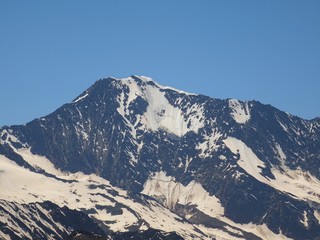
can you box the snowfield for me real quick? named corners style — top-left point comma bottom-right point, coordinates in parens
top-left (224, 137), bottom-right (320, 204)
top-left (0, 143), bottom-right (293, 240)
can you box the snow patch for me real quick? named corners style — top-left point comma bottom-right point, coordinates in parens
top-left (73, 93), bottom-right (88, 103)
top-left (314, 210), bottom-right (320, 224)
top-left (275, 143), bottom-right (286, 162)
top-left (224, 137), bottom-right (266, 182)
top-left (235, 223), bottom-right (293, 240)
top-left (0, 129), bottom-right (24, 146)
top-left (228, 99), bottom-right (250, 124)
top-left (141, 86), bottom-right (189, 136)
top-left (300, 211), bottom-right (309, 228)
top-left (270, 167), bottom-right (320, 203)
top-left (196, 130), bottom-right (222, 158)
top-left (16, 148), bottom-right (64, 176)
top-left (142, 171), bottom-right (224, 217)
top-left (115, 76), bottom-right (205, 137)
top-left (277, 118), bottom-right (289, 132)
top-left (224, 137), bottom-right (320, 203)
top-left (197, 221), bottom-right (292, 240)
top-left (196, 224), bottom-right (245, 240)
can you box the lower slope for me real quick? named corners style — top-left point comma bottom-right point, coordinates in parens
top-left (0, 141), bottom-right (293, 240)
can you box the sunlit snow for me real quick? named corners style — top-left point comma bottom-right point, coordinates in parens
top-left (142, 171), bottom-right (224, 217)
top-left (73, 92), bottom-right (89, 103)
top-left (228, 99), bottom-right (250, 124)
top-left (224, 137), bottom-right (320, 203)
top-left (0, 149), bottom-right (203, 239)
top-left (115, 76), bottom-right (205, 137)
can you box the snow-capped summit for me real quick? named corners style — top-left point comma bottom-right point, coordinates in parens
top-left (116, 75), bottom-right (195, 94)
top-left (1, 76), bottom-right (320, 240)
top-left (112, 75), bottom-right (204, 137)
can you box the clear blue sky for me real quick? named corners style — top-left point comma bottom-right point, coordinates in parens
top-left (1, 1), bottom-right (319, 126)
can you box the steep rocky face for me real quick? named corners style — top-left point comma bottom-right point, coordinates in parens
top-left (0, 200), bottom-right (105, 240)
top-left (69, 229), bottom-right (184, 240)
top-left (1, 75), bottom-right (320, 239)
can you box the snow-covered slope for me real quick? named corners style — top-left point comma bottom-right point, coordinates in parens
top-left (115, 76), bottom-right (205, 137)
top-left (142, 171), bottom-right (224, 216)
top-left (0, 145), bottom-right (291, 240)
top-left (228, 99), bottom-right (250, 124)
top-left (0, 147), bottom-right (204, 239)
top-left (141, 171), bottom-right (292, 240)
top-left (224, 137), bottom-right (320, 205)
top-left (0, 138), bottom-right (285, 240)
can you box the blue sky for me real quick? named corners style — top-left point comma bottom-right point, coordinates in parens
top-left (1, 1), bottom-right (319, 126)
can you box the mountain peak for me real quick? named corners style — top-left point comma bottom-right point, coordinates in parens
top-left (111, 76), bottom-right (205, 137)
top-left (111, 75), bottom-right (196, 95)
top-left (3, 75), bottom-right (320, 240)
top-left (69, 75), bottom-right (204, 138)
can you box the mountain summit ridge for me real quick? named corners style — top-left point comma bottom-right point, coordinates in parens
top-left (1, 75), bottom-right (320, 239)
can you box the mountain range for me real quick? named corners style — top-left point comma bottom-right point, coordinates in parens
top-left (1, 75), bottom-right (320, 240)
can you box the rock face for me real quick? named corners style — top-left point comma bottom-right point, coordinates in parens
top-left (69, 228), bottom-right (184, 240)
top-left (1, 75), bottom-right (320, 240)
top-left (0, 200), bottom-right (105, 240)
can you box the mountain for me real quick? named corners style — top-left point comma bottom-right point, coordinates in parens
top-left (1, 75), bottom-right (320, 240)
